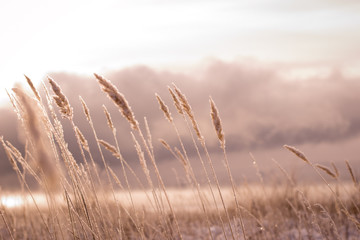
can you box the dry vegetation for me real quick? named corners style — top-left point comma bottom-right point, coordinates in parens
top-left (0, 75), bottom-right (359, 239)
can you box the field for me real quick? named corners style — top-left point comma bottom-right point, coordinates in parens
top-left (0, 75), bottom-right (359, 239)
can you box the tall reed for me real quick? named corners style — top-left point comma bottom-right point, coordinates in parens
top-left (1, 74), bottom-right (359, 239)
top-left (94, 73), bottom-right (183, 240)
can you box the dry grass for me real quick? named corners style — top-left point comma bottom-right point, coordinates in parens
top-left (0, 75), bottom-right (359, 240)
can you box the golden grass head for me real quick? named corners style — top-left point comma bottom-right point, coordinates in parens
top-left (79, 96), bottom-right (91, 122)
top-left (102, 105), bottom-right (115, 131)
top-left (156, 93), bottom-right (173, 123)
top-left (172, 83), bottom-right (192, 116)
top-left (75, 126), bottom-right (89, 152)
top-left (345, 160), bottom-right (357, 186)
top-left (0, 137), bottom-right (17, 170)
top-left (209, 97), bottom-right (225, 147)
top-left (94, 73), bottom-right (139, 130)
top-left (331, 162), bottom-right (340, 178)
top-left (172, 84), bottom-right (203, 141)
top-left (283, 145), bottom-right (310, 164)
top-left (98, 139), bottom-right (120, 159)
top-left (48, 77), bottom-right (73, 120)
top-left (24, 75), bottom-right (41, 102)
top-left (168, 87), bottom-right (183, 115)
top-left (315, 164), bottom-right (337, 179)
top-left (159, 138), bottom-right (171, 151)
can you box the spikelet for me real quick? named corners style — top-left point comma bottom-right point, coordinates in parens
top-left (315, 164), bottom-right (337, 179)
top-left (5, 140), bottom-right (23, 161)
top-left (102, 105), bottom-right (114, 131)
top-left (159, 138), bottom-right (172, 152)
top-left (156, 93), bottom-right (173, 123)
top-left (98, 139), bottom-right (120, 158)
top-left (42, 81), bottom-right (65, 141)
top-left (209, 97), bottom-right (225, 147)
top-left (94, 73), bottom-right (139, 130)
top-left (173, 84), bottom-right (191, 115)
top-left (0, 137), bottom-right (17, 170)
top-left (172, 84), bottom-right (203, 141)
top-left (283, 145), bottom-right (310, 164)
top-left (79, 96), bottom-right (91, 122)
top-left (168, 87), bottom-right (183, 115)
top-left (331, 162), bottom-right (340, 178)
top-left (345, 160), bottom-right (357, 186)
top-left (75, 126), bottom-right (89, 152)
top-left (25, 75), bottom-right (41, 102)
top-left (48, 77), bottom-right (73, 119)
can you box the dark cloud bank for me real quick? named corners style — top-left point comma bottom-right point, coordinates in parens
top-left (1, 60), bottom-right (360, 189)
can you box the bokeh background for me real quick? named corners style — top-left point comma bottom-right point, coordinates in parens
top-left (1, 0), bottom-right (360, 189)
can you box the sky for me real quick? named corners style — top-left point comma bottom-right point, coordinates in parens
top-left (1, 0), bottom-right (360, 189)
top-left (1, 0), bottom-right (360, 103)
top-left (1, 61), bottom-right (360, 189)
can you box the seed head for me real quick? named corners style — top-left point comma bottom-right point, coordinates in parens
top-left (283, 145), bottom-right (310, 164)
top-left (94, 73), bottom-right (138, 130)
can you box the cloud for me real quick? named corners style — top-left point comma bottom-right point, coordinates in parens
top-left (199, 60), bottom-right (360, 149)
top-left (1, 59), bottom-right (360, 189)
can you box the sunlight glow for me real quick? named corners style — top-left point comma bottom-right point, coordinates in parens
top-left (1, 195), bottom-right (24, 208)
top-left (0, 194), bottom-right (50, 209)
